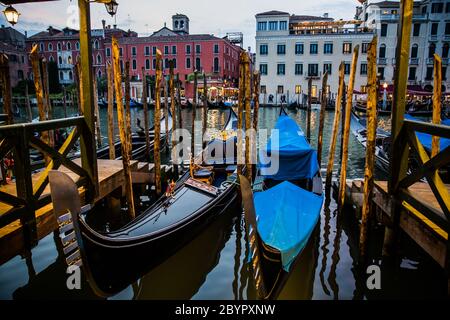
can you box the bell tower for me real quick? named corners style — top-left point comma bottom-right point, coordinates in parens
top-left (172, 14), bottom-right (189, 35)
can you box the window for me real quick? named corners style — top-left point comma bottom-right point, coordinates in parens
top-left (361, 43), bottom-right (369, 54)
top-left (379, 44), bottom-right (386, 58)
top-left (18, 70), bottom-right (24, 80)
top-left (277, 63), bottom-right (285, 75)
top-left (98, 70), bottom-right (102, 78)
top-left (323, 63), bottom-right (332, 75)
top-left (186, 45), bottom-right (191, 54)
top-left (213, 57), bottom-right (219, 72)
top-left (310, 43), bottom-right (318, 54)
top-left (344, 63), bottom-right (351, 75)
top-left (431, 23), bottom-right (439, 36)
top-left (277, 85), bottom-right (284, 94)
top-left (261, 85), bottom-right (267, 94)
top-left (48, 43), bottom-right (53, 51)
top-left (277, 44), bottom-right (286, 55)
top-left (446, 23), bottom-right (450, 35)
top-left (257, 21), bottom-right (267, 31)
top-left (429, 43), bottom-right (436, 58)
top-left (119, 47), bottom-right (123, 57)
top-left (411, 44), bottom-right (419, 58)
top-left (76, 42), bottom-right (80, 50)
top-left (324, 43), bottom-right (333, 54)
top-left (68, 56), bottom-right (72, 64)
top-left (360, 63), bottom-right (368, 75)
top-left (145, 59), bottom-right (150, 70)
top-left (69, 71), bottom-right (73, 80)
top-left (409, 67), bottom-right (416, 81)
top-left (308, 64), bottom-right (318, 77)
top-left (214, 44), bottom-right (219, 54)
top-left (57, 42), bottom-right (62, 51)
top-left (431, 2), bottom-right (443, 13)
top-left (422, 5), bottom-right (427, 14)
top-left (378, 67), bottom-right (385, 80)
top-left (132, 59), bottom-right (137, 70)
top-left (49, 56), bottom-right (54, 62)
top-left (94, 40), bottom-right (99, 50)
top-left (447, 3), bottom-right (450, 13)
top-left (39, 42), bottom-right (44, 52)
top-left (343, 42), bottom-right (352, 54)
top-left (443, 43), bottom-right (449, 58)
top-left (172, 46), bottom-right (177, 54)
top-left (97, 54), bottom-right (102, 64)
top-left (295, 63), bottom-right (303, 75)
top-left (58, 56), bottom-right (63, 65)
top-left (106, 48), bottom-right (111, 57)
top-left (164, 58), bottom-right (169, 69)
top-left (195, 57), bottom-right (201, 70)
top-left (186, 57), bottom-right (191, 69)
top-left (152, 46), bottom-right (157, 55)
top-left (120, 60), bottom-right (123, 73)
top-left (144, 46), bottom-right (150, 56)
top-left (311, 85), bottom-right (318, 98)
top-left (260, 44), bottom-right (268, 55)
top-left (260, 64), bottom-right (268, 75)
top-left (426, 67), bottom-right (433, 80)
top-left (153, 58), bottom-right (156, 70)
top-left (279, 21), bottom-right (287, 30)
top-left (295, 43), bottom-right (304, 55)
top-left (196, 44), bottom-right (201, 54)
top-left (295, 85), bottom-right (301, 94)
top-left (164, 46), bottom-right (169, 55)
top-left (443, 67), bottom-right (447, 81)
top-left (413, 23), bottom-right (421, 37)
top-left (132, 47), bottom-right (137, 56)
top-left (59, 71), bottom-right (64, 80)
top-left (172, 58), bottom-right (177, 69)
top-left (381, 24), bottom-right (388, 37)
top-left (269, 21), bottom-right (278, 31)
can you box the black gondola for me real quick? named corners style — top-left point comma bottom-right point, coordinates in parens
top-left (48, 109), bottom-right (240, 295)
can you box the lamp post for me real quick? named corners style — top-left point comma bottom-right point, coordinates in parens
top-left (104, 0), bottom-right (119, 17)
top-left (382, 82), bottom-right (388, 111)
top-left (3, 5), bottom-right (20, 26)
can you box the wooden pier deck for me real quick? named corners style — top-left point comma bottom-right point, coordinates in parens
top-left (342, 179), bottom-right (448, 268)
top-left (0, 159), bottom-right (153, 265)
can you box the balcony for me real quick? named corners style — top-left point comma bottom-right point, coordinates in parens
top-left (443, 58), bottom-right (449, 65)
top-left (392, 58), bottom-right (396, 64)
top-left (426, 57), bottom-right (434, 65)
top-left (58, 63), bottom-right (74, 69)
top-left (429, 35), bottom-right (438, 41)
top-left (378, 58), bottom-right (387, 65)
top-left (412, 13), bottom-right (428, 21)
top-left (380, 14), bottom-right (399, 21)
top-left (445, 35), bottom-right (450, 41)
top-left (410, 58), bottom-right (420, 65)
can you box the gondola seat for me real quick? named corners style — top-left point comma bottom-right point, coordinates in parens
top-left (190, 161), bottom-right (214, 185)
top-left (226, 165), bottom-right (237, 176)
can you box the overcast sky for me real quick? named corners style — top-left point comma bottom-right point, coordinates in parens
top-left (1, 0), bottom-right (360, 49)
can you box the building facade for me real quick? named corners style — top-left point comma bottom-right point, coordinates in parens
top-left (356, 0), bottom-right (450, 91)
top-left (104, 14), bottom-right (242, 100)
top-left (0, 26), bottom-right (27, 87)
top-left (255, 11), bottom-right (374, 104)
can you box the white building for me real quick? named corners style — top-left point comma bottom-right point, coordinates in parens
top-left (255, 10), bottom-right (374, 104)
top-left (356, 0), bottom-right (450, 92)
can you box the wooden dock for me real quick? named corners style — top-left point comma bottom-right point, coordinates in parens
top-left (0, 159), bottom-right (153, 265)
top-left (341, 179), bottom-right (448, 268)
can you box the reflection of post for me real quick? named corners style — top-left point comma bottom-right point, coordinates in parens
top-left (142, 67), bottom-right (150, 161)
top-left (432, 54), bottom-right (442, 158)
top-left (325, 63), bottom-right (345, 191)
top-left (328, 209), bottom-right (342, 300)
top-left (232, 215), bottom-right (242, 300)
top-left (359, 37), bottom-right (378, 259)
top-left (338, 45), bottom-right (360, 209)
top-left (107, 62), bottom-right (115, 160)
top-left (319, 196), bottom-right (331, 296)
top-left (112, 37), bottom-right (135, 218)
top-left (317, 72), bottom-right (328, 167)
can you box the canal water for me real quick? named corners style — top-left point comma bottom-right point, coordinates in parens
top-left (0, 105), bottom-right (447, 299)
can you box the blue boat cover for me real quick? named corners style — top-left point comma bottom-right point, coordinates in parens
top-left (254, 181), bottom-right (323, 271)
top-left (259, 115), bottom-right (320, 180)
top-left (404, 114), bottom-right (450, 151)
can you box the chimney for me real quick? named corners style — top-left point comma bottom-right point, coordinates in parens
top-left (102, 19), bottom-right (106, 30)
top-left (24, 31), bottom-right (27, 38)
top-left (48, 26), bottom-right (54, 35)
top-left (323, 13), bottom-right (329, 18)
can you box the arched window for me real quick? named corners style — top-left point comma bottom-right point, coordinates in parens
top-left (213, 57), bottom-right (219, 73)
top-left (94, 40), bottom-right (99, 50)
top-left (97, 54), bottom-right (102, 64)
top-left (67, 42), bottom-right (72, 50)
top-left (76, 41), bottom-right (80, 50)
top-left (58, 56), bottom-right (63, 65)
top-left (68, 56), bottom-right (72, 65)
top-left (57, 42), bottom-right (62, 51)
top-left (442, 43), bottom-right (449, 58)
top-left (39, 42), bottom-right (44, 52)
top-left (98, 70), bottom-right (102, 78)
top-left (379, 44), bottom-right (386, 58)
top-left (69, 71), bottom-right (73, 80)
top-left (59, 71), bottom-right (64, 80)
top-left (48, 43), bottom-right (53, 51)
top-left (429, 43), bottom-right (436, 58)
top-left (195, 57), bottom-right (201, 71)
top-left (411, 44), bottom-right (418, 58)
top-left (49, 55), bottom-right (54, 62)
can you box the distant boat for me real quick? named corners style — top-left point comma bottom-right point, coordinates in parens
top-left (239, 107), bottom-right (324, 299)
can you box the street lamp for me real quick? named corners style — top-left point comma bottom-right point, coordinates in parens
top-left (105, 0), bottom-right (119, 17)
top-left (3, 5), bottom-right (20, 26)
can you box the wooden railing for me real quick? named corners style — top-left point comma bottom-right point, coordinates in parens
top-left (392, 119), bottom-right (450, 232)
top-left (0, 116), bottom-right (96, 247)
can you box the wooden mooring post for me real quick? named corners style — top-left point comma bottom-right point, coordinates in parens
top-left (317, 71), bottom-right (328, 167)
top-left (124, 61), bottom-right (132, 159)
top-left (112, 37), bottom-right (135, 219)
top-left (432, 54), bottom-right (442, 158)
top-left (325, 63), bottom-right (345, 191)
top-left (237, 52), bottom-right (247, 175)
top-left (164, 74), bottom-right (169, 152)
top-left (169, 61), bottom-right (178, 175)
top-left (359, 36), bottom-right (378, 259)
top-left (244, 54), bottom-right (252, 183)
top-left (176, 73), bottom-right (183, 130)
top-left (93, 73), bottom-right (102, 148)
top-left (154, 49), bottom-right (163, 195)
top-left (142, 67), bottom-right (150, 161)
top-left (306, 77), bottom-right (312, 142)
top-left (252, 72), bottom-right (260, 131)
top-left (62, 85), bottom-right (67, 119)
top-left (338, 45), bottom-right (359, 209)
top-left (202, 73), bottom-right (208, 149)
top-left (192, 71), bottom-right (198, 159)
top-left (107, 62), bottom-right (115, 160)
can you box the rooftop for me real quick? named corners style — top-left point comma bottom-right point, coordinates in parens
top-left (290, 15), bottom-right (334, 23)
top-left (256, 10), bottom-right (290, 17)
top-left (107, 33), bottom-right (228, 44)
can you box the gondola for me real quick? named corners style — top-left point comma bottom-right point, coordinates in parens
top-left (98, 98), bottom-right (144, 108)
top-left (354, 100), bottom-right (434, 117)
top-left (48, 109), bottom-right (240, 295)
top-left (239, 107), bottom-right (324, 299)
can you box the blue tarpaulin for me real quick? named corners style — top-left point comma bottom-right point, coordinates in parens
top-left (259, 115), bottom-right (320, 180)
top-left (254, 181), bottom-right (323, 271)
top-left (404, 114), bottom-right (450, 151)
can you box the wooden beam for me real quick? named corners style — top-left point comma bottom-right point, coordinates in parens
top-left (107, 62), bottom-right (115, 160)
top-left (191, 71), bottom-right (198, 160)
top-left (142, 67), bottom-right (150, 161)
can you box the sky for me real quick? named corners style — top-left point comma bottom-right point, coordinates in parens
top-left (0, 0), bottom-right (360, 49)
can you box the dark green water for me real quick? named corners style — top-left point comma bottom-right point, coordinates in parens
top-left (0, 105), bottom-right (447, 299)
